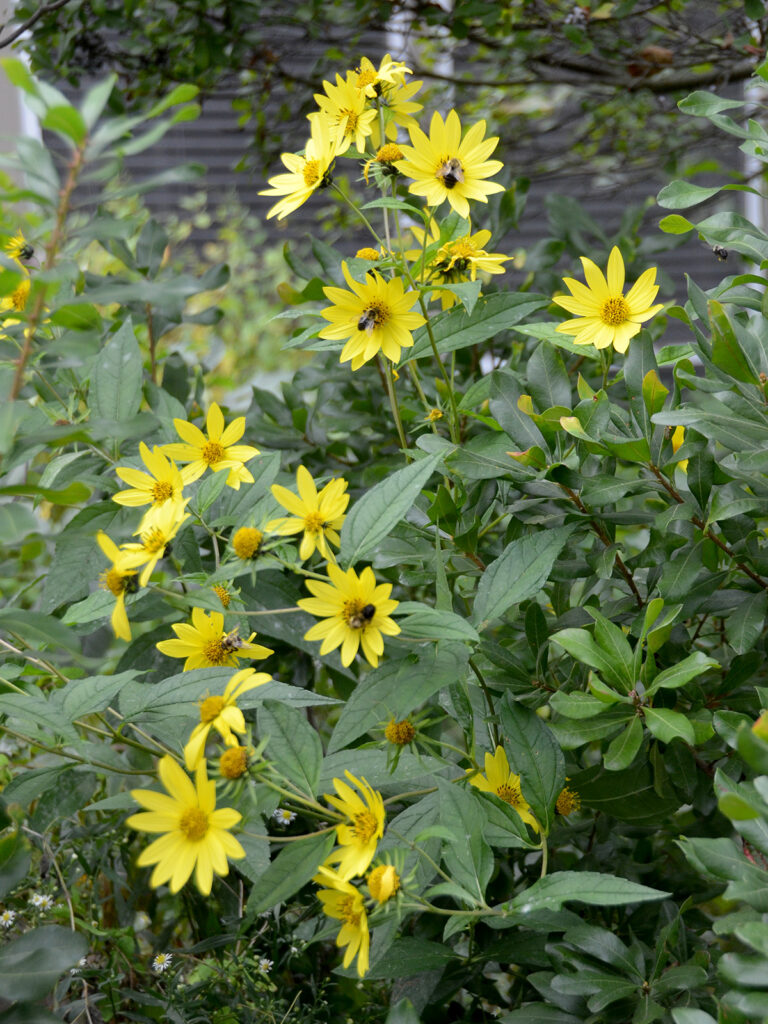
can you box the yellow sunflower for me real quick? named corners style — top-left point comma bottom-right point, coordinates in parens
top-left (351, 54), bottom-right (412, 98)
top-left (396, 109), bottom-right (504, 219)
top-left (313, 73), bottom-right (377, 155)
top-left (267, 465), bottom-right (349, 560)
top-left (367, 863), bottom-right (400, 904)
top-left (156, 608), bottom-right (273, 671)
top-left (162, 402), bottom-right (260, 490)
top-left (260, 115), bottom-right (337, 221)
top-left (298, 562), bottom-right (400, 667)
top-left (319, 263), bottom-right (425, 370)
top-left (183, 668), bottom-right (270, 769)
top-left (121, 501), bottom-right (190, 585)
top-left (0, 273), bottom-right (30, 318)
top-left (112, 442), bottom-right (187, 516)
top-left (409, 225), bottom-right (511, 309)
top-left (315, 866), bottom-right (370, 977)
top-left (324, 770), bottom-right (386, 880)
top-left (96, 532), bottom-right (146, 641)
top-left (553, 246), bottom-right (663, 354)
top-left (369, 78), bottom-right (423, 148)
top-left (467, 746), bottom-right (540, 833)
top-left (127, 755), bottom-right (245, 895)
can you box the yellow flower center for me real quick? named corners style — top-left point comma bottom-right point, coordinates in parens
top-left (213, 584), bottom-right (231, 607)
top-left (376, 144), bottom-right (403, 163)
top-left (496, 781), bottom-right (524, 807)
top-left (426, 408), bottom-right (443, 422)
top-left (600, 295), bottom-right (630, 326)
top-left (101, 568), bottom-right (127, 596)
top-left (201, 440), bottom-right (225, 466)
top-left (437, 156), bottom-right (464, 189)
top-left (303, 158), bottom-right (321, 187)
top-left (556, 786), bottom-right (581, 816)
top-left (202, 638), bottom-right (234, 666)
top-left (220, 747), bottom-right (248, 779)
top-left (200, 695), bottom-right (225, 723)
top-left (368, 864), bottom-right (400, 903)
top-left (342, 109), bottom-right (360, 134)
top-left (338, 894), bottom-right (361, 926)
top-left (355, 247), bottom-right (380, 261)
top-left (352, 810), bottom-right (378, 843)
top-left (151, 480), bottom-right (174, 503)
top-left (179, 807), bottom-right (209, 841)
top-left (356, 69), bottom-right (376, 88)
top-left (385, 719), bottom-right (415, 746)
top-left (357, 301), bottom-right (389, 333)
top-left (303, 511), bottom-right (325, 534)
top-left (11, 280), bottom-right (30, 311)
top-left (232, 527), bottom-right (262, 559)
top-left (141, 527), bottom-right (166, 555)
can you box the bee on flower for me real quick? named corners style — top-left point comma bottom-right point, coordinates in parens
top-left (157, 608), bottom-right (273, 672)
top-left (298, 563), bottom-right (400, 667)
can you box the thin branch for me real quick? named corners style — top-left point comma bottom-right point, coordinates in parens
top-left (0, 0), bottom-right (73, 49)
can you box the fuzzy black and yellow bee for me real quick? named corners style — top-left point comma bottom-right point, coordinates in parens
top-left (348, 604), bottom-right (376, 629)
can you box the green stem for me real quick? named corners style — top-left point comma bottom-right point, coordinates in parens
top-left (469, 656), bottom-right (500, 748)
top-left (331, 183), bottom-right (385, 246)
top-left (540, 833), bottom-right (549, 878)
top-left (380, 354), bottom-right (409, 453)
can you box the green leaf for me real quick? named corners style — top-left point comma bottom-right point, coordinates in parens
top-left (41, 105), bottom-right (88, 145)
top-left (505, 871), bottom-right (669, 914)
top-left (642, 369), bottom-right (669, 417)
top-left (657, 181), bottom-right (722, 209)
top-left (258, 700), bottom-right (322, 798)
top-left (659, 214), bottom-right (695, 234)
top-left (498, 698), bottom-right (565, 834)
top-left (726, 592), bottom-right (768, 656)
top-left (550, 628), bottom-right (630, 695)
top-left (586, 608), bottom-right (636, 692)
top-left (396, 602), bottom-right (479, 643)
top-left (0, 503), bottom-right (37, 545)
top-left (339, 451), bottom-right (442, 565)
top-left (0, 609), bottom-right (81, 654)
top-left (57, 671), bottom-right (139, 720)
top-left (549, 691), bottom-right (607, 719)
top-left (48, 303), bottom-right (103, 331)
top-left (527, 341), bottom-right (572, 410)
top-left (80, 75), bottom-right (117, 128)
top-left (678, 91), bottom-right (744, 116)
top-left (245, 832), bottom-right (334, 915)
top-left (89, 319), bottom-right (143, 422)
top-left (0, 833), bottom-right (30, 900)
top-left (643, 707), bottom-right (696, 745)
top-left (405, 293), bottom-right (549, 362)
top-left (573, 764), bottom-right (679, 824)
top-left (0, 925), bottom-right (87, 1001)
top-left (671, 1010), bottom-right (718, 1024)
top-left (327, 643), bottom-right (469, 752)
top-left (365, 938), bottom-right (457, 980)
top-left (604, 716), bottom-right (643, 771)
top-left (473, 526), bottom-right (574, 629)
top-left (644, 652), bottom-right (719, 696)
top-left (146, 83), bottom-right (200, 118)
top-left (437, 779), bottom-right (492, 903)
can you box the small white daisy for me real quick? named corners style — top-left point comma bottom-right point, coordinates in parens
top-left (152, 952), bottom-right (173, 973)
top-left (29, 894), bottom-right (55, 911)
top-left (258, 957), bottom-right (273, 973)
top-left (272, 808), bottom-right (296, 826)
top-left (0, 909), bottom-right (16, 928)
top-left (70, 956), bottom-right (87, 976)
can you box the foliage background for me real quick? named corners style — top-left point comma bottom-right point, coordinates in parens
top-left (1, 3), bottom-right (768, 1024)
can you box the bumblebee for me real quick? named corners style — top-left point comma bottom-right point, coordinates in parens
top-left (357, 309), bottom-right (378, 332)
top-left (438, 157), bottom-right (464, 189)
top-left (19, 243), bottom-right (34, 261)
top-left (712, 245), bottom-right (728, 262)
top-left (221, 628), bottom-right (247, 652)
top-left (348, 603), bottom-right (376, 629)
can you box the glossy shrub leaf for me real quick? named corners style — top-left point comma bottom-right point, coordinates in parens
top-left (499, 698), bottom-right (565, 834)
top-left (339, 451), bottom-right (442, 566)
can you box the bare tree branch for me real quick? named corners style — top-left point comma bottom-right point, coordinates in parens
top-left (0, 0), bottom-right (73, 50)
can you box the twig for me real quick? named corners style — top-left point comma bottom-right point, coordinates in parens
top-left (0, 0), bottom-right (73, 49)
